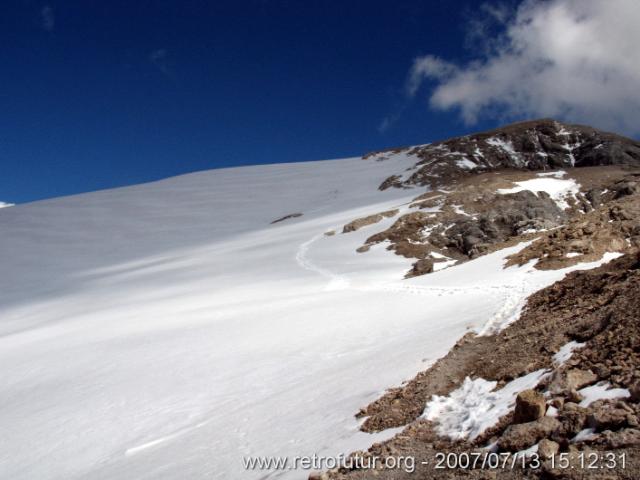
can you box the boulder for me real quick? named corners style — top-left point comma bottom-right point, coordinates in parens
top-left (499, 417), bottom-right (561, 451)
top-left (558, 408), bottom-right (589, 437)
top-left (588, 404), bottom-right (632, 431)
top-left (537, 439), bottom-right (560, 460)
top-left (600, 428), bottom-right (640, 448)
top-left (342, 210), bottom-right (398, 233)
top-left (406, 258), bottom-right (434, 277)
top-left (548, 369), bottom-right (597, 394)
top-left (566, 389), bottom-right (584, 403)
top-left (513, 389), bottom-right (546, 423)
top-left (566, 369), bottom-right (598, 389)
top-left (630, 381), bottom-right (640, 402)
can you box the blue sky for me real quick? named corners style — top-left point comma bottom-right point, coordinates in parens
top-left (2, 0), bottom-right (637, 203)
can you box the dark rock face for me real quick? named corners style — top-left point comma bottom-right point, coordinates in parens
top-left (270, 212), bottom-right (303, 224)
top-left (362, 188), bottom-right (567, 273)
top-left (429, 190), bottom-right (566, 257)
top-left (370, 119), bottom-right (640, 190)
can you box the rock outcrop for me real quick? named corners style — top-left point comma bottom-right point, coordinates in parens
top-left (368, 119), bottom-right (640, 191)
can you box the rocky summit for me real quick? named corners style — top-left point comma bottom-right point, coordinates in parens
top-left (369, 119), bottom-right (640, 190)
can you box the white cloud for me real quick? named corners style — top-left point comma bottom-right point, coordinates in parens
top-left (41, 5), bottom-right (55, 32)
top-left (409, 0), bottom-right (640, 135)
top-left (149, 48), bottom-right (173, 77)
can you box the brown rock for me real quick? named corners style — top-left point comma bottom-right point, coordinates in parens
top-left (588, 404), bottom-right (631, 430)
top-left (513, 389), bottom-right (546, 423)
top-left (499, 417), bottom-right (561, 451)
top-left (538, 438), bottom-right (560, 459)
top-left (563, 402), bottom-right (581, 411)
top-left (406, 258), bottom-right (434, 277)
top-left (566, 369), bottom-right (598, 390)
top-left (550, 397), bottom-right (565, 410)
top-left (630, 381), bottom-right (640, 402)
top-left (600, 428), bottom-right (640, 448)
top-left (549, 369), bottom-right (598, 394)
top-left (566, 389), bottom-right (584, 403)
top-left (342, 210), bottom-right (398, 233)
top-left (558, 408), bottom-right (589, 437)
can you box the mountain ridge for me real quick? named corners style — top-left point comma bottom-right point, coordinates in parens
top-left (365, 119), bottom-right (640, 191)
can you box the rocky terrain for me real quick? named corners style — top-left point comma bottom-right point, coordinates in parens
top-left (370, 119), bottom-right (640, 190)
top-left (315, 120), bottom-right (640, 479)
top-left (345, 121), bottom-right (640, 279)
top-left (317, 249), bottom-right (640, 480)
top-left (346, 165), bottom-right (639, 279)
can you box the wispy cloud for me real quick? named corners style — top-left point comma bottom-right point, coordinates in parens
top-left (405, 0), bottom-right (640, 135)
top-left (40, 5), bottom-right (55, 32)
top-left (149, 48), bottom-right (173, 78)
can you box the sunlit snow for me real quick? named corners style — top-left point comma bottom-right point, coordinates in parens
top-left (497, 176), bottom-right (581, 210)
top-left (0, 157), bottom-right (623, 479)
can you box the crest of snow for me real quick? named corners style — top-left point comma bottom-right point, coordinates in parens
top-left (419, 204), bottom-right (443, 214)
top-left (578, 382), bottom-right (630, 408)
top-left (452, 204), bottom-right (468, 216)
top-left (572, 428), bottom-right (597, 443)
top-left (433, 259), bottom-right (457, 272)
top-left (429, 251), bottom-right (446, 259)
top-left (476, 250), bottom-right (624, 336)
top-left (456, 158), bottom-right (477, 170)
top-left (0, 201), bottom-right (13, 208)
top-left (537, 170), bottom-right (567, 178)
top-left (484, 440), bottom-right (499, 452)
top-left (516, 443), bottom-right (539, 459)
top-left (562, 142), bottom-right (581, 167)
top-left (553, 341), bottom-right (585, 365)
top-left (497, 177), bottom-right (580, 210)
top-left (565, 252), bottom-right (581, 258)
top-left (420, 225), bottom-right (437, 237)
top-left (473, 146), bottom-right (484, 158)
top-left (422, 369), bottom-right (548, 440)
top-left (519, 227), bottom-right (547, 234)
top-left (486, 137), bottom-right (524, 166)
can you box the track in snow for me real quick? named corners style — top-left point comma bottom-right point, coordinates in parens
top-left (294, 228), bottom-right (530, 334)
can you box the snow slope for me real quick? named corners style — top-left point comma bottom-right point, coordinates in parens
top-left (0, 157), bottom-right (618, 479)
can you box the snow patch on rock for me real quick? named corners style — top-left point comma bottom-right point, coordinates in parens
top-left (497, 177), bottom-right (580, 210)
top-left (553, 341), bottom-right (585, 365)
top-left (422, 369), bottom-right (549, 440)
top-left (578, 382), bottom-right (630, 408)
